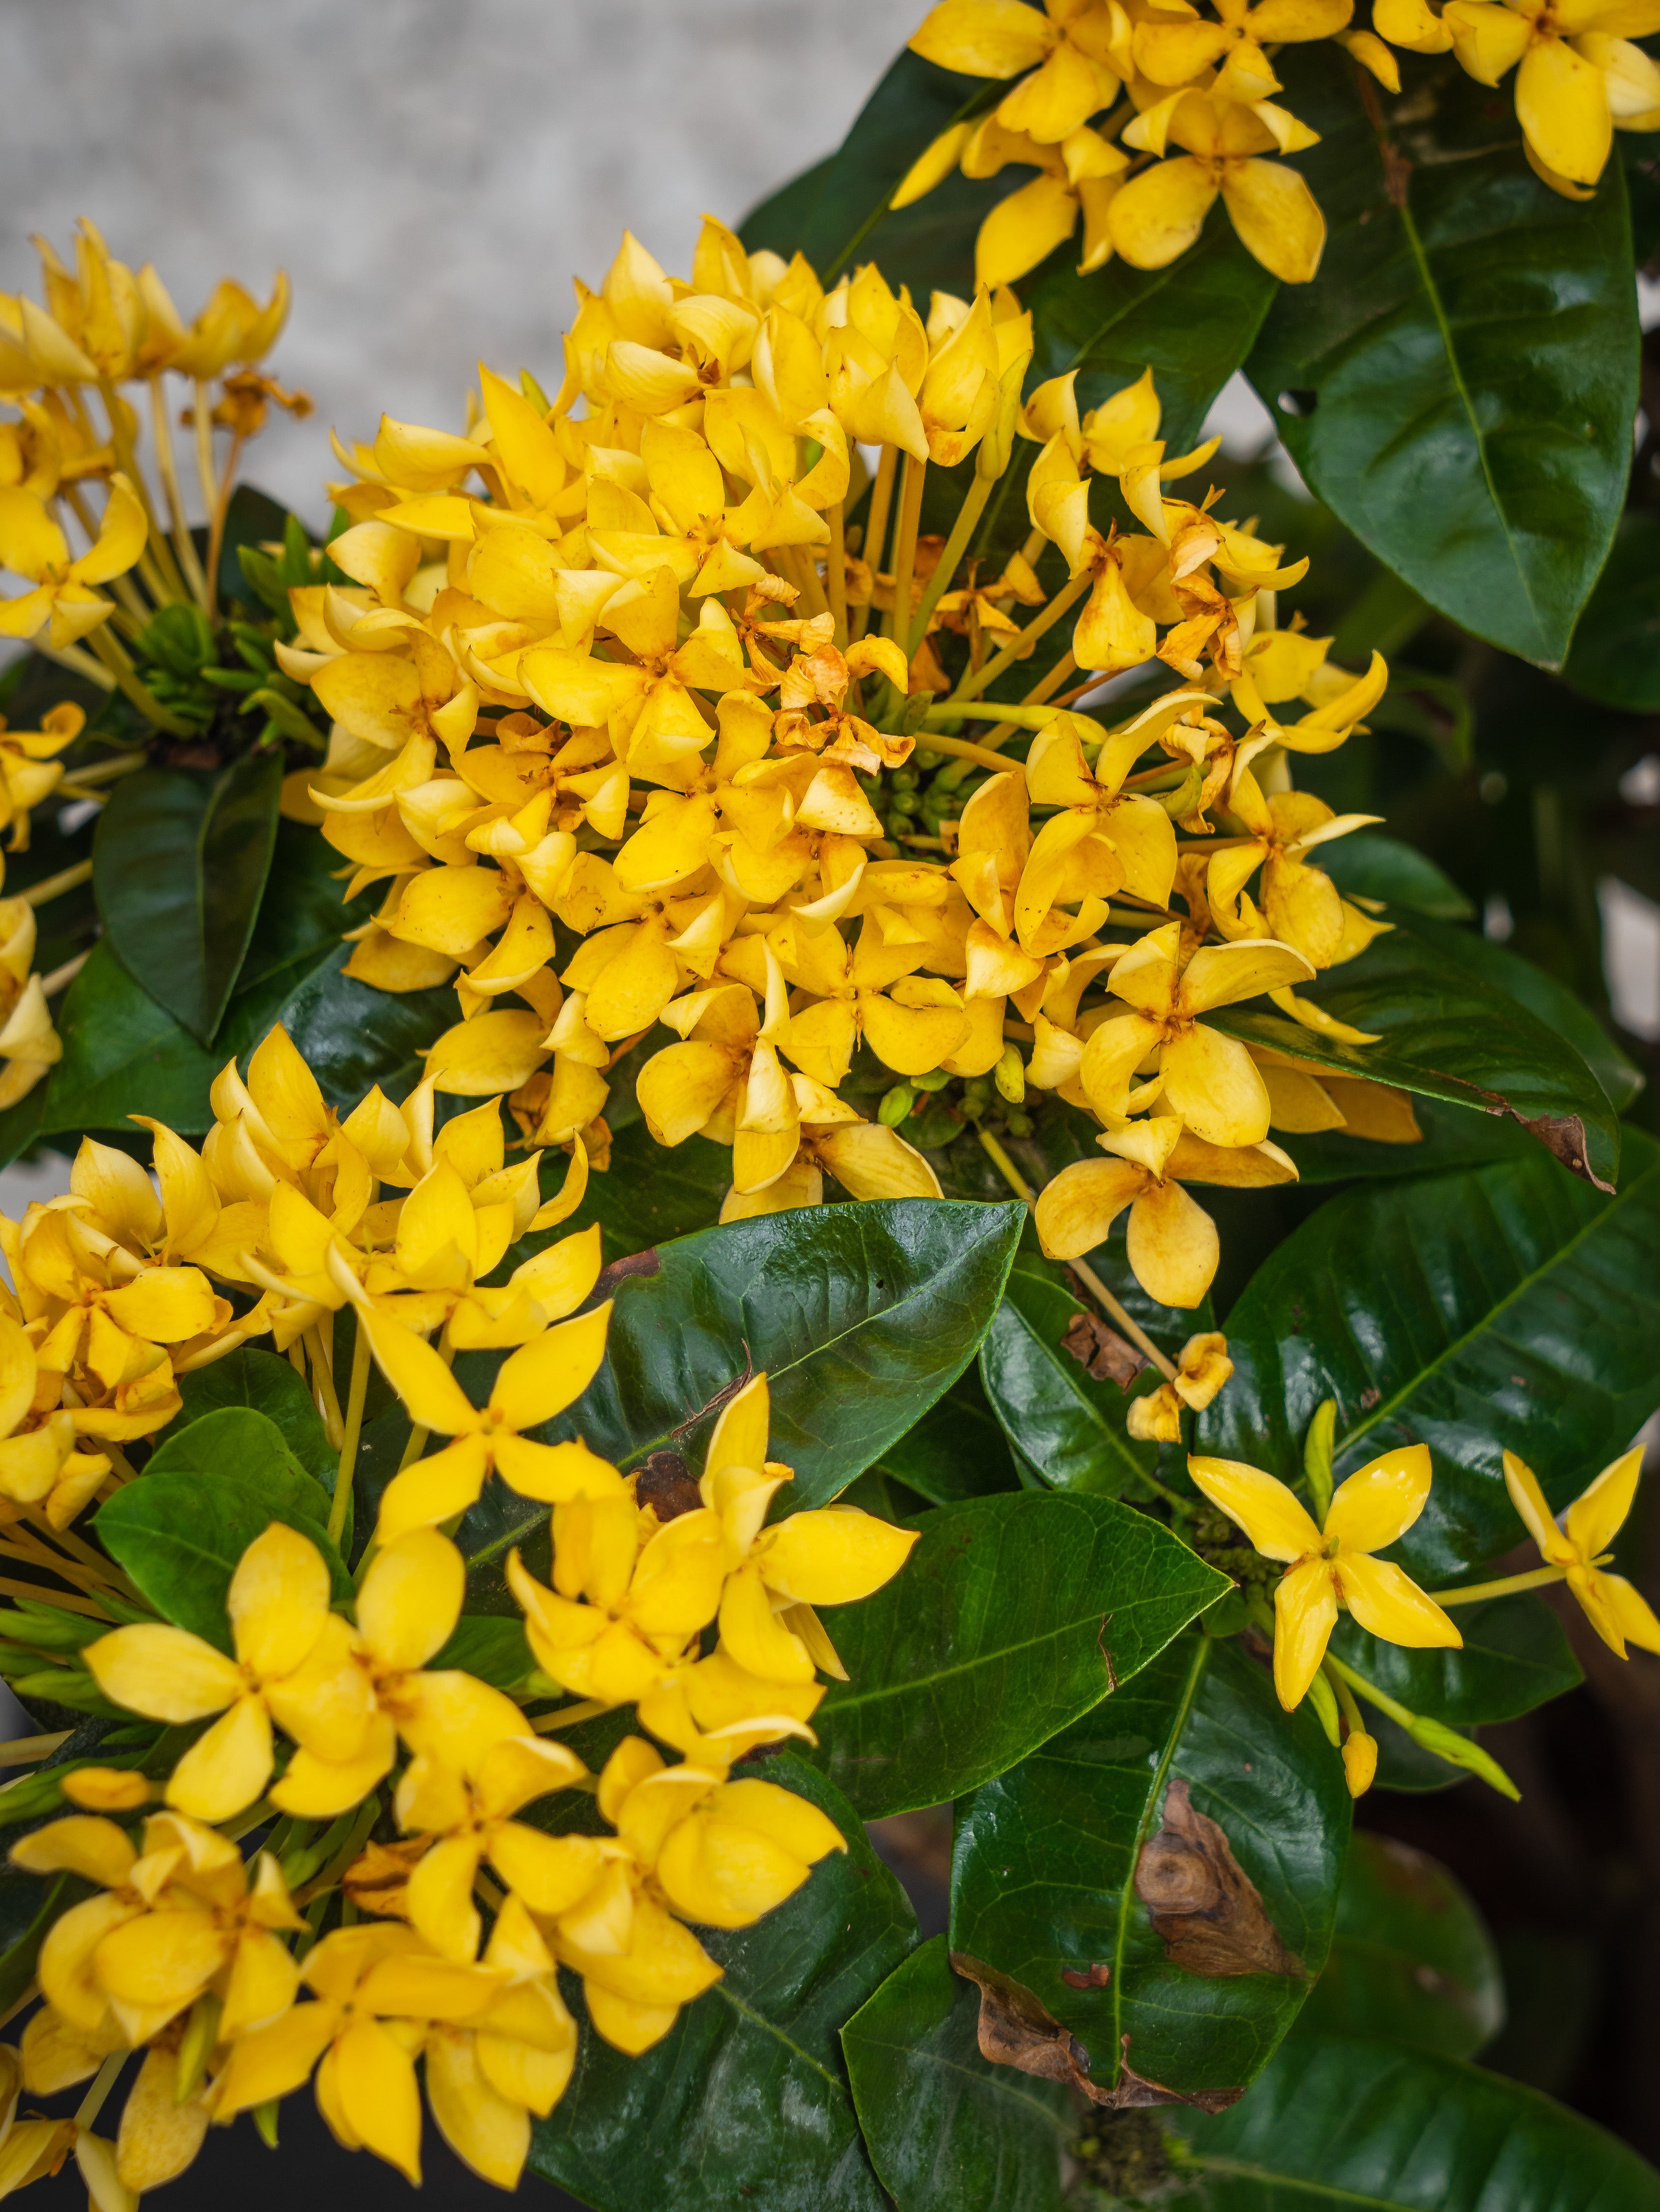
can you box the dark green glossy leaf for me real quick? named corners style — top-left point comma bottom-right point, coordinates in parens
top-left (1199, 1130), bottom-right (1660, 1580)
top-left (1279, 1097), bottom-right (1541, 1188)
top-left (93, 754), bottom-right (283, 1043)
top-left (1026, 206), bottom-right (1277, 453)
top-left (157, 1347), bottom-right (338, 1490)
top-left (1246, 49), bottom-right (1638, 666)
top-left (216, 485), bottom-right (298, 611)
top-left (96, 1426), bottom-right (349, 1650)
top-left (742, 49), bottom-right (990, 294)
top-left (1317, 830), bottom-right (1474, 922)
top-left (951, 1633), bottom-right (1348, 2098)
top-left (0, 1869), bottom-right (72, 2013)
top-left (559, 1115), bottom-right (731, 1261)
top-left (1297, 1833), bottom-right (1503, 2059)
top-left (1211, 911), bottom-right (1623, 1192)
top-left (868, 1364), bottom-right (1022, 1506)
top-left (1160, 2033), bottom-right (1660, 2212)
top-left (42, 826), bottom-right (449, 1135)
top-left (842, 1936), bottom-right (1072, 2212)
top-left (980, 1247), bottom-right (1208, 1499)
top-left (529, 1755), bottom-right (910, 2212)
top-left (1563, 510), bottom-right (1660, 711)
top-left (808, 1493), bottom-right (1230, 1819)
top-left (457, 1200), bottom-right (1026, 1591)
top-left (430, 1615), bottom-right (533, 1690)
top-left (1332, 1593), bottom-right (1581, 1726)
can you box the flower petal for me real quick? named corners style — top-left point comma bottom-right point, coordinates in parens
top-left (1323, 1443), bottom-right (1432, 1554)
top-left (1188, 1455), bottom-right (1324, 1563)
top-left (1335, 1555), bottom-right (1461, 1649)
top-left (1272, 1558), bottom-right (1338, 1709)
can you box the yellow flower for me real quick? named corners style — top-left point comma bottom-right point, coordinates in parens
top-left (1430, 0), bottom-right (1660, 190)
top-left (1125, 1329), bottom-right (1236, 1441)
top-left (1134, 0), bottom-right (1354, 105)
top-left (1073, 921), bottom-right (1316, 1148)
top-left (1503, 1446), bottom-right (1660, 1657)
top-left (1188, 1444), bottom-right (1461, 1708)
top-left (909, 1), bottom-right (1127, 145)
top-left (1035, 1115), bottom-right (1297, 1308)
top-left (352, 1296), bottom-right (618, 1540)
top-left (210, 1921), bottom-right (506, 2186)
top-left (0, 699), bottom-right (81, 849)
top-left (1015, 710), bottom-right (1180, 955)
top-left (84, 1521), bottom-right (355, 1821)
top-left (394, 1732), bottom-right (591, 1962)
top-left (1110, 93), bottom-right (1326, 285)
top-left (0, 1313), bottom-right (110, 1526)
top-left (1205, 781), bottom-right (1383, 970)
top-left (10, 1809), bottom-right (303, 2045)
top-left (0, 476), bottom-right (146, 647)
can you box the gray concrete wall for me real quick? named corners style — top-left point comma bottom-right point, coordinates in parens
top-left (0, 0), bottom-right (912, 523)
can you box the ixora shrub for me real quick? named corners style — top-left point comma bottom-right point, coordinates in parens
top-left (0, 4), bottom-right (1659, 2205)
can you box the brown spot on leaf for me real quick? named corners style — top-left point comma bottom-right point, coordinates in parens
top-left (1061, 1962), bottom-right (1114, 1989)
top-left (594, 1247), bottom-right (660, 1301)
top-left (948, 1954), bottom-right (1242, 2112)
top-left (1061, 1310), bottom-right (1148, 1391)
top-left (1360, 1387), bottom-right (1381, 1410)
top-left (1135, 1779), bottom-right (1305, 1979)
top-left (1520, 1111), bottom-right (1613, 1193)
top-left (634, 1450), bottom-right (702, 1522)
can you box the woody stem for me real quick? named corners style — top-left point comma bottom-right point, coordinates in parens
top-left (974, 1127), bottom-right (1178, 1382)
top-left (328, 1318), bottom-right (372, 1546)
top-left (907, 472), bottom-right (992, 656)
top-left (949, 570), bottom-right (1091, 704)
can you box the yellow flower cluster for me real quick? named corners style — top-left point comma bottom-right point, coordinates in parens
top-left (290, 220), bottom-right (1413, 1320)
top-left (899, 0), bottom-right (1660, 283)
top-left (5, 1319), bottom-right (912, 2188)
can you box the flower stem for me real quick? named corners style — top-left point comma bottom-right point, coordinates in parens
top-left (920, 733), bottom-right (1030, 776)
top-left (975, 1127), bottom-right (1178, 1382)
top-left (328, 1318), bottom-right (372, 1546)
top-left (851, 446), bottom-right (898, 644)
top-left (19, 860), bottom-right (93, 908)
top-left (826, 500), bottom-right (848, 644)
top-left (949, 570), bottom-right (1091, 704)
top-left (305, 1324), bottom-right (345, 1450)
top-left (75, 2052), bottom-right (128, 2131)
top-left (149, 373), bottom-right (211, 606)
top-left (1431, 1564), bottom-right (1568, 1606)
top-left (908, 472), bottom-right (991, 656)
top-left (885, 452), bottom-right (927, 656)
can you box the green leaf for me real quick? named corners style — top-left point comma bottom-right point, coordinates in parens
top-left (1210, 909), bottom-right (1624, 1192)
top-left (1317, 830), bottom-right (1474, 922)
top-left (216, 485), bottom-right (298, 611)
top-left (0, 1869), bottom-right (74, 2014)
top-left (1246, 50), bottom-right (1638, 667)
top-left (980, 1246), bottom-right (1208, 1498)
top-left (558, 1115), bottom-right (732, 1260)
top-left (96, 1423), bottom-right (349, 1650)
top-left (1198, 1130), bottom-right (1660, 1580)
top-left (1332, 1593), bottom-right (1581, 1725)
top-left (92, 754), bottom-right (284, 1044)
top-left (429, 1615), bottom-right (532, 1690)
top-left (842, 1936), bottom-right (1073, 2212)
top-left (1296, 1832), bottom-right (1504, 2059)
top-left (951, 1634), bottom-right (1348, 2098)
top-left (156, 1347), bottom-right (338, 1490)
top-left (868, 1365), bottom-right (1022, 1506)
top-left (1025, 206), bottom-right (1277, 453)
top-left (808, 1493), bottom-right (1230, 1819)
top-left (1160, 2033), bottom-right (1660, 2212)
top-left (529, 1754), bottom-right (910, 2212)
top-left (456, 1200), bottom-right (1026, 1586)
top-left (1564, 511), bottom-right (1660, 711)
top-left (42, 825), bottom-right (451, 1135)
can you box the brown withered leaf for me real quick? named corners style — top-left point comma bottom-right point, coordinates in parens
top-left (594, 1247), bottom-right (660, 1302)
top-left (948, 1954), bottom-right (1242, 2113)
top-left (343, 1836), bottom-right (430, 1920)
top-left (1135, 1779), bottom-right (1305, 1979)
top-left (634, 1450), bottom-right (702, 1523)
top-left (1060, 1309), bottom-right (1147, 1390)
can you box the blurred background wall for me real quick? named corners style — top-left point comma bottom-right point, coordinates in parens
top-left (0, 0), bottom-right (915, 520)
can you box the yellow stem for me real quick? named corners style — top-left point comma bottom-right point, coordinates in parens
top-left (85, 624), bottom-right (195, 738)
top-left (0, 1531), bottom-right (111, 1599)
top-left (922, 734), bottom-right (1028, 778)
top-left (0, 1983), bottom-right (37, 2034)
top-left (885, 452), bottom-right (927, 653)
top-left (95, 378), bottom-right (185, 605)
top-left (56, 752), bottom-right (147, 791)
top-left (826, 500), bottom-right (848, 645)
top-left (531, 1699), bottom-right (611, 1732)
top-left (74, 2052), bottom-right (127, 2132)
top-left (0, 1730), bottom-right (72, 1765)
top-left (329, 1320), bottom-right (372, 1546)
top-left (149, 374), bottom-right (211, 606)
top-left (305, 1325), bottom-right (345, 1450)
top-left (396, 1332), bottom-right (455, 1470)
top-left (950, 571), bottom-right (1091, 704)
top-left (205, 430), bottom-right (247, 619)
top-left (42, 951), bottom-right (89, 997)
top-left (975, 1128), bottom-right (1178, 1383)
top-left (30, 641), bottom-right (114, 692)
top-left (0, 1576), bottom-right (109, 1618)
top-left (1432, 1564), bottom-right (1569, 1606)
top-left (20, 860), bottom-right (92, 908)
top-left (908, 472), bottom-right (992, 656)
top-left (193, 378), bottom-right (219, 527)
top-left (851, 445), bottom-right (898, 645)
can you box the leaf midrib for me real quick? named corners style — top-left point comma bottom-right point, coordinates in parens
top-left (1182, 2153), bottom-right (1428, 2210)
top-left (1338, 1156), bottom-right (1659, 1458)
top-left (1110, 1635), bottom-right (1208, 2060)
